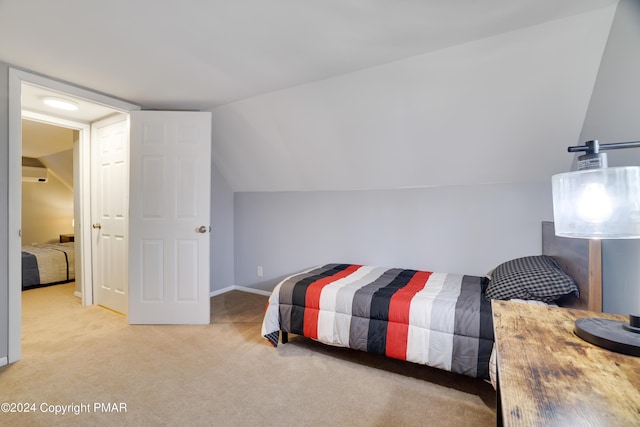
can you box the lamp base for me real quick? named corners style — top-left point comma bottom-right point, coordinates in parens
top-left (574, 317), bottom-right (640, 357)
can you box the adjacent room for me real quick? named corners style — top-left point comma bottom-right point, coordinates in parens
top-left (1, 0), bottom-right (640, 426)
top-left (21, 120), bottom-right (77, 293)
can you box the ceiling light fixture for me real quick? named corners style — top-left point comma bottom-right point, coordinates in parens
top-left (42, 96), bottom-right (79, 111)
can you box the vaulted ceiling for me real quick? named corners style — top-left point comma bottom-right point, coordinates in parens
top-left (0, 0), bottom-right (624, 192)
top-left (0, 0), bottom-right (618, 109)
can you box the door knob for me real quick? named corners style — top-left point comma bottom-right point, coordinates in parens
top-left (197, 226), bottom-right (207, 233)
top-left (92, 223), bottom-right (102, 229)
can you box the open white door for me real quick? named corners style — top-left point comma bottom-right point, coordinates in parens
top-left (128, 111), bottom-right (212, 324)
top-left (91, 115), bottom-right (130, 314)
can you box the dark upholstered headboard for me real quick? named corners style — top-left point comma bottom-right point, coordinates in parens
top-left (542, 221), bottom-right (602, 312)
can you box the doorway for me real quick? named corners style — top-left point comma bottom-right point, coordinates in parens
top-left (21, 111), bottom-right (89, 303)
top-left (21, 117), bottom-right (78, 296)
top-left (9, 69), bottom-right (213, 363)
top-left (8, 68), bottom-right (140, 363)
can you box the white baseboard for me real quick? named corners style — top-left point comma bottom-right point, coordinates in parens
top-left (74, 291), bottom-right (82, 298)
top-left (0, 356), bottom-right (7, 367)
top-left (210, 286), bottom-right (272, 298)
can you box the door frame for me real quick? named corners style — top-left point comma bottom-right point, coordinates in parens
top-left (8, 68), bottom-right (140, 363)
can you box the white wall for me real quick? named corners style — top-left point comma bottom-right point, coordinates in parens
top-left (209, 157), bottom-right (235, 293)
top-left (578, 0), bottom-right (640, 315)
top-left (579, 0), bottom-right (640, 153)
top-left (234, 182), bottom-right (553, 291)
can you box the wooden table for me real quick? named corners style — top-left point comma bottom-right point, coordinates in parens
top-left (492, 300), bottom-right (640, 426)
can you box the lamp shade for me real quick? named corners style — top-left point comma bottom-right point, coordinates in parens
top-left (552, 166), bottom-right (640, 239)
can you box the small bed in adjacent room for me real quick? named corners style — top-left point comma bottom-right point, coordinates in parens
top-left (22, 243), bottom-right (75, 290)
top-left (261, 222), bottom-right (601, 383)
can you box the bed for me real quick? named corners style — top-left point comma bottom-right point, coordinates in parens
top-left (22, 243), bottom-right (75, 290)
top-left (261, 221), bottom-right (601, 382)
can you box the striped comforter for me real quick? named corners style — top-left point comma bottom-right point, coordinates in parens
top-left (262, 264), bottom-right (494, 379)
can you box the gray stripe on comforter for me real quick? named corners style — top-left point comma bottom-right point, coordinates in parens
top-left (349, 268), bottom-right (404, 351)
top-left (451, 274), bottom-right (486, 378)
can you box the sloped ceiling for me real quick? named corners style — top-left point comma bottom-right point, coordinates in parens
top-left (22, 120), bottom-right (74, 159)
top-left (212, 6), bottom-right (618, 191)
top-left (0, 0), bottom-right (618, 109)
top-left (0, 0), bottom-right (621, 192)
top-left (22, 120), bottom-right (75, 189)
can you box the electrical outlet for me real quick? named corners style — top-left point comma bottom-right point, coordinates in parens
top-left (257, 266), bottom-right (263, 277)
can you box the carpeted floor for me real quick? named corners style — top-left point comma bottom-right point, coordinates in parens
top-left (0, 283), bottom-right (496, 426)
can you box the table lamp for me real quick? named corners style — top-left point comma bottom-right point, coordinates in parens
top-left (552, 139), bottom-right (640, 356)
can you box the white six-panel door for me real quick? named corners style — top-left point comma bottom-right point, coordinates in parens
top-left (128, 111), bottom-right (212, 324)
top-left (91, 115), bottom-right (129, 314)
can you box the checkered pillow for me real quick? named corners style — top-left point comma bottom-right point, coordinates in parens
top-left (485, 255), bottom-right (579, 303)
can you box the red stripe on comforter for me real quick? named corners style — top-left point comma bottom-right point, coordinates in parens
top-left (303, 264), bottom-right (362, 338)
top-left (385, 270), bottom-right (431, 360)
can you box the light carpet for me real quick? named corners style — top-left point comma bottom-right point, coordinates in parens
top-left (0, 283), bottom-right (496, 426)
